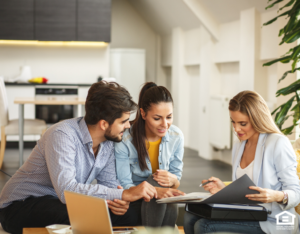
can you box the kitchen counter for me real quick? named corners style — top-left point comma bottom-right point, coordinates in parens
top-left (5, 82), bottom-right (92, 87)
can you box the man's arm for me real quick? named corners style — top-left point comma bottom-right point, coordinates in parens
top-left (96, 146), bottom-right (122, 189)
top-left (44, 130), bottom-right (123, 203)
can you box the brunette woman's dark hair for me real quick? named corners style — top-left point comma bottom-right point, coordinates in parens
top-left (130, 82), bottom-right (173, 171)
top-left (85, 81), bottom-right (137, 125)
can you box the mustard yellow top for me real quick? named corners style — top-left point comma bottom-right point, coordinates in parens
top-left (147, 138), bottom-right (162, 173)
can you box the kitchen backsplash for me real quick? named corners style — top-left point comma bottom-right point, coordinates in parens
top-left (0, 45), bottom-right (109, 84)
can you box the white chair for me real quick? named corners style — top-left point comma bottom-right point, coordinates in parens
top-left (0, 77), bottom-right (47, 168)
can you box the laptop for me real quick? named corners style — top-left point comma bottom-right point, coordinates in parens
top-left (64, 190), bottom-right (136, 234)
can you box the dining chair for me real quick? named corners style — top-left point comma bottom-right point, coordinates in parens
top-left (0, 77), bottom-right (47, 168)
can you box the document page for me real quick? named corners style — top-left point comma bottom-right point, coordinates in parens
top-left (157, 174), bottom-right (260, 205)
top-left (157, 192), bottom-right (211, 204)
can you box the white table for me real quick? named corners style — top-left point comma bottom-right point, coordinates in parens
top-left (14, 97), bottom-right (86, 167)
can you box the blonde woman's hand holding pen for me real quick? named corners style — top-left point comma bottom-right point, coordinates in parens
top-left (201, 177), bottom-right (226, 194)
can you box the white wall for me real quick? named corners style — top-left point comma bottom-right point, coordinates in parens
top-left (110, 0), bottom-right (158, 82)
top-left (218, 62), bottom-right (240, 97)
top-left (214, 21), bottom-right (240, 63)
top-left (260, 10), bottom-right (278, 60)
top-left (0, 45), bottom-right (109, 84)
top-left (159, 7), bottom-right (283, 164)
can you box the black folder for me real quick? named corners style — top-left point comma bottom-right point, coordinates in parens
top-left (186, 203), bottom-right (268, 221)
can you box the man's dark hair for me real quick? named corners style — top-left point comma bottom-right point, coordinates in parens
top-left (85, 81), bottom-right (137, 125)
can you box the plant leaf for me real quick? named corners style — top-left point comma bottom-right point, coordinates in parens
top-left (274, 95), bottom-right (295, 127)
top-left (284, 6), bottom-right (300, 32)
top-left (284, 29), bottom-right (300, 43)
top-left (279, 28), bottom-right (285, 36)
top-left (279, 0), bottom-right (296, 11)
top-left (263, 10), bottom-right (290, 26)
top-left (291, 58), bottom-right (299, 71)
top-left (292, 92), bottom-right (300, 125)
top-left (276, 80), bottom-right (300, 96)
top-left (284, 47), bottom-right (294, 56)
top-left (272, 104), bottom-right (284, 115)
top-left (266, 0), bottom-right (284, 10)
top-left (281, 125), bottom-right (294, 135)
top-left (263, 55), bottom-right (291, 66)
top-left (278, 67), bottom-right (300, 83)
top-left (291, 44), bottom-right (300, 59)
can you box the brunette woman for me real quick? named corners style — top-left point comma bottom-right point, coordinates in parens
top-left (115, 82), bottom-right (185, 227)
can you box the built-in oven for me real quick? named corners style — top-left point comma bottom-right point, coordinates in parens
top-left (35, 86), bottom-right (78, 124)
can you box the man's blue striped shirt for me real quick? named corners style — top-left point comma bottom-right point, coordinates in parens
top-left (0, 117), bottom-right (123, 208)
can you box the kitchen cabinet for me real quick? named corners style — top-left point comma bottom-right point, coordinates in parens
top-left (0, 0), bottom-right (34, 40)
top-left (0, 0), bottom-right (111, 42)
top-left (35, 0), bottom-right (76, 41)
top-left (77, 0), bottom-right (111, 42)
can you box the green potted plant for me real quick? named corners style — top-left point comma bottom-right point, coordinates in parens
top-left (263, 0), bottom-right (300, 135)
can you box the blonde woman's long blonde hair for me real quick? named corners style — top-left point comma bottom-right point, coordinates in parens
top-left (229, 91), bottom-right (282, 135)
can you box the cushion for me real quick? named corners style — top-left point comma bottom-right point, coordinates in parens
top-left (4, 119), bottom-right (46, 135)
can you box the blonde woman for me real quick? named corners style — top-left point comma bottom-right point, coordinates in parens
top-left (184, 91), bottom-right (300, 234)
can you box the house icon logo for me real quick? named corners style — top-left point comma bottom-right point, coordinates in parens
top-left (275, 211), bottom-right (296, 225)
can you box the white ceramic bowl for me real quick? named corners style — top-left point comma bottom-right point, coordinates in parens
top-left (46, 224), bottom-right (71, 234)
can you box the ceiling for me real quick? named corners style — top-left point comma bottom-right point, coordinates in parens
top-left (128, 0), bottom-right (201, 35)
top-left (128, 0), bottom-right (275, 35)
top-left (199, 0), bottom-right (272, 23)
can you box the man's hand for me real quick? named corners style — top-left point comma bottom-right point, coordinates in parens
top-left (156, 187), bottom-right (185, 199)
top-left (122, 181), bottom-right (157, 202)
top-left (107, 199), bottom-right (130, 216)
top-left (153, 170), bottom-right (178, 188)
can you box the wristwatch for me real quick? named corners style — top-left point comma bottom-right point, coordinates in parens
top-left (282, 191), bottom-right (288, 205)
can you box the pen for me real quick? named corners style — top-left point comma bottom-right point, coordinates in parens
top-left (199, 180), bottom-right (214, 187)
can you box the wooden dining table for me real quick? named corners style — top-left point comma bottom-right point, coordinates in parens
top-left (14, 97), bottom-right (86, 167)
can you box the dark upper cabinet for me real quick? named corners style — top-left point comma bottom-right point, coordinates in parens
top-left (0, 0), bottom-right (34, 40)
top-left (77, 0), bottom-right (111, 42)
top-left (35, 0), bottom-right (76, 41)
top-left (0, 0), bottom-right (110, 42)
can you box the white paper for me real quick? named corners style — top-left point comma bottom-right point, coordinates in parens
top-left (157, 192), bottom-right (211, 204)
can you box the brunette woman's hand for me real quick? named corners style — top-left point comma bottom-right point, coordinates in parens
top-left (153, 170), bottom-right (178, 187)
top-left (202, 177), bottom-right (225, 194)
top-left (246, 186), bottom-right (285, 203)
top-left (155, 187), bottom-right (185, 199)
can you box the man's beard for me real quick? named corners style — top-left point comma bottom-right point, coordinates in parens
top-left (104, 128), bottom-right (124, 143)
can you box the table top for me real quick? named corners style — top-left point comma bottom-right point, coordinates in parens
top-left (5, 82), bottom-right (92, 87)
top-left (14, 97), bottom-right (86, 105)
top-left (23, 226), bottom-right (146, 234)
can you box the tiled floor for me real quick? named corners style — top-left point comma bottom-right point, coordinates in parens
top-left (0, 148), bottom-right (32, 189)
top-left (180, 148), bottom-right (232, 193)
